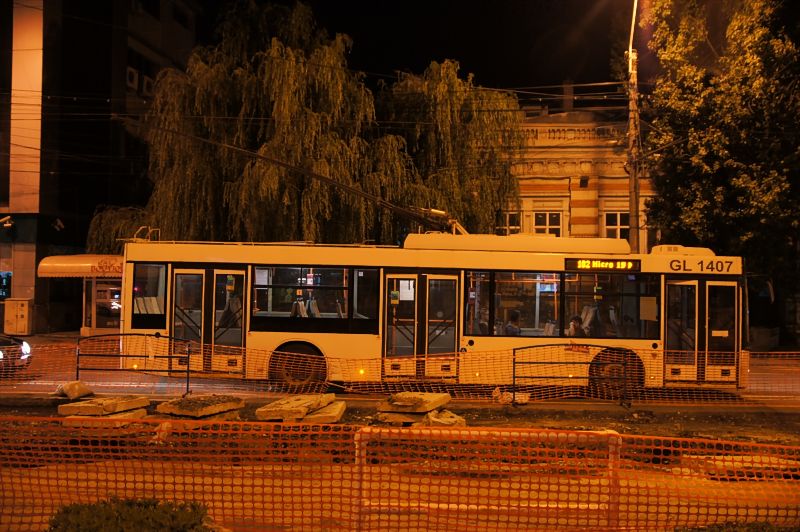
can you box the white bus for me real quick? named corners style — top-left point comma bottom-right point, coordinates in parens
top-left (119, 233), bottom-right (748, 397)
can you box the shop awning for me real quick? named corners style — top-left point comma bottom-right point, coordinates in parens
top-left (37, 255), bottom-right (123, 278)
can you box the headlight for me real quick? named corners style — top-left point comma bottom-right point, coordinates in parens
top-left (21, 341), bottom-right (31, 355)
top-left (0, 350), bottom-right (4, 360)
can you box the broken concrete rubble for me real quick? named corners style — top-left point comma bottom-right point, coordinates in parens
top-left (376, 392), bottom-right (451, 413)
top-left (372, 392), bottom-right (466, 427)
top-left (57, 396), bottom-right (150, 416)
top-left (53, 381), bottom-right (93, 400)
top-left (254, 393), bottom-right (338, 422)
top-left (155, 394), bottom-right (244, 418)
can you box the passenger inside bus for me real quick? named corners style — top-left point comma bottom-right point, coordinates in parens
top-left (504, 310), bottom-right (522, 336)
top-left (568, 315), bottom-right (587, 337)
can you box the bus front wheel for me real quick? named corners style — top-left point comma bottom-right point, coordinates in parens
top-left (269, 343), bottom-right (327, 389)
top-left (589, 349), bottom-right (643, 401)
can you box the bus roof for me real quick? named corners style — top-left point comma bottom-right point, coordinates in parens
top-left (403, 233), bottom-right (632, 254)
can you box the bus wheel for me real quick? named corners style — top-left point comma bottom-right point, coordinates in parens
top-left (589, 349), bottom-right (643, 401)
top-left (269, 343), bottom-right (327, 390)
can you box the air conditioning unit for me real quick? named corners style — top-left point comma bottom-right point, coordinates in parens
top-left (142, 75), bottom-right (155, 97)
top-left (126, 67), bottom-right (139, 91)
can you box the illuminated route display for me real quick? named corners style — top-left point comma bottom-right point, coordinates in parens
top-left (564, 258), bottom-right (641, 272)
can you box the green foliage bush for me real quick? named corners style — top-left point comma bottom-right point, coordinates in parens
top-left (48, 498), bottom-right (211, 532)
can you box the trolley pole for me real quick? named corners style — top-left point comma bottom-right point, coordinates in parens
top-left (626, 0), bottom-right (641, 253)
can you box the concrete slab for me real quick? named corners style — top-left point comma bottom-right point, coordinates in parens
top-left (303, 400), bottom-right (346, 424)
top-left (57, 396), bottom-right (150, 416)
top-left (255, 394), bottom-right (336, 421)
top-left (155, 394), bottom-right (244, 418)
top-left (62, 408), bottom-right (148, 428)
top-left (377, 392), bottom-right (451, 413)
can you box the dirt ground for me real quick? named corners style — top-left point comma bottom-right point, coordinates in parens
top-left (342, 404), bottom-right (800, 446)
top-left (2, 397), bottom-right (799, 447)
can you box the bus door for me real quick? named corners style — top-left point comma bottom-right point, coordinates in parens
top-left (210, 270), bottom-right (245, 374)
top-left (172, 270), bottom-right (205, 372)
top-left (383, 273), bottom-right (459, 380)
top-left (705, 282), bottom-right (738, 382)
top-left (171, 269), bottom-right (245, 374)
top-left (665, 281), bottom-right (699, 381)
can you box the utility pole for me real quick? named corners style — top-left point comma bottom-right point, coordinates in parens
top-left (626, 0), bottom-right (641, 253)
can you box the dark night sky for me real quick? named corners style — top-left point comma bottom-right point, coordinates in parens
top-left (301, 0), bottom-right (636, 88)
top-left (198, 0), bottom-right (641, 89)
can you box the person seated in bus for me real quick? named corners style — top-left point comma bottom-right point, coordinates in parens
top-left (504, 309), bottom-right (521, 336)
top-left (568, 315), bottom-right (587, 337)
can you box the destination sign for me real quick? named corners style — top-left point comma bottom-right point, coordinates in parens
top-left (565, 258), bottom-right (641, 272)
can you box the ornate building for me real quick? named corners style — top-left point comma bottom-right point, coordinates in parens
top-left (503, 101), bottom-right (653, 250)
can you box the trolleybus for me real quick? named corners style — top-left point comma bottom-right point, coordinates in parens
top-left (119, 233), bottom-right (748, 396)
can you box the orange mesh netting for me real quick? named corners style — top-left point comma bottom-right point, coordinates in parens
top-left (0, 418), bottom-right (797, 530)
top-left (4, 335), bottom-right (798, 406)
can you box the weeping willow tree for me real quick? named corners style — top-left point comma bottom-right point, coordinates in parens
top-left (379, 60), bottom-right (523, 233)
top-left (144, 1), bottom-right (387, 244)
top-left (87, 1), bottom-right (523, 252)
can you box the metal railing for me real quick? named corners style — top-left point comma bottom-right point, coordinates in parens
top-left (76, 332), bottom-right (194, 394)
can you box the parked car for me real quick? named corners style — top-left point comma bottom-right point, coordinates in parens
top-left (0, 334), bottom-right (32, 376)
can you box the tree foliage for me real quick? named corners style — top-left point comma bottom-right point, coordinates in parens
top-left (87, 1), bottom-right (521, 252)
top-left (380, 61), bottom-right (521, 233)
top-left (643, 0), bottom-right (800, 287)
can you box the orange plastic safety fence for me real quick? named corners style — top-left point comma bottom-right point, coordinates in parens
top-left (3, 337), bottom-right (800, 406)
top-left (0, 417), bottom-right (797, 530)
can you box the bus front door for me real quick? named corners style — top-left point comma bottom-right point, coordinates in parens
top-left (384, 274), bottom-right (459, 380)
top-left (171, 269), bottom-right (245, 374)
top-left (665, 280), bottom-right (740, 384)
top-left (705, 282), bottom-right (738, 382)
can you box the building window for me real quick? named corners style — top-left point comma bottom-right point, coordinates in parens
top-left (605, 212), bottom-right (630, 240)
top-left (533, 212), bottom-right (561, 236)
top-left (498, 212), bottom-right (521, 235)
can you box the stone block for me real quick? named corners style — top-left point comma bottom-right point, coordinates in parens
top-left (303, 400), bottom-right (346, 424)
top-left (254, 393), bottom-right (336, 421)
top-left (377, 392), bottom-right (451, 413)
top-left (57, 396), bottom-right (150, 416)
top-left (155, 394), bottom-right (244, 418)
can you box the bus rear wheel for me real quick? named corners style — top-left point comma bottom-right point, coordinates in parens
top-left (269, 343), bottom-right (327, 390)
top-left (589, 349), bottom-right (643, 401)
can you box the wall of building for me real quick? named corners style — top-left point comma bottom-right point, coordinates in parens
top-left (507, 110), bottom-right (653, 249)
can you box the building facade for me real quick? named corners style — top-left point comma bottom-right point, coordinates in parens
top-left (503, 104), bottom-right (653, 250)
top-left (0, 0), bottom-right (199, 332)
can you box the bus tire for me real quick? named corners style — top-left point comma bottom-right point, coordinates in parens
top-left (269, 342), bottom-right (327, 389)
top-left (589, 349), bottom-right (644, 401)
